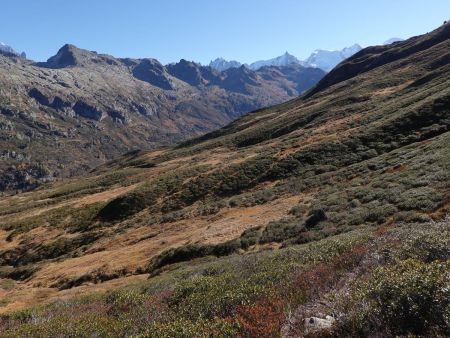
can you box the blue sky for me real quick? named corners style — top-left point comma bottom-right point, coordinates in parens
top-left (1, 0), bottom-right (449, 64)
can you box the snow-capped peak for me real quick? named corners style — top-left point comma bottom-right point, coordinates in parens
top-left (248, 52), bottom-right (303, 70)
top-left (209, 57), bottom-right (242, 72)
top-left (341, 44), bottom-right (362, 58)
top-left (304, 44), bottom-right (362, 72)
top-left (209, 43), bottom-right (362, 73)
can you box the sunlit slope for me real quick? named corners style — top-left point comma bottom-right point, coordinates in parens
top-left (0, 22), bottom-right (448, 313)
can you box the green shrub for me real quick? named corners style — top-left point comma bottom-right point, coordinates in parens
top-left (393, 211), bottom-right (431, 223)
top-left (148, 226), bottom-right (265, 273)
top-left (97, 190), bottom-right (151, 221)
top-left (350, 259), bottom-right (450, 336)
top-left (139, 318), bottom-right (239, 338)
top-left (0, 232), bottom-right (101, 267)
top-left (288, 204), bottom-right (308, 217)
top-left (170, 273), bottom-right (270, 319)
top-left (260, 219), bottom-right (304, 244)
top-left (0, 265), bottom-right (39, 281)
top-left (304, 209), bottom-right (327, 229)
top-left (397, 187), bottom-right (443, 211)
top-left (239, 226), bottom-right (262, 249)
top-left (228, 189), bottom-right (275, 207)
top-left (388, 222), bottom-right (450, 263)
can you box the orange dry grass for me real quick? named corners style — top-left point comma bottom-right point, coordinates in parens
top-left (73, 184), bottom-right (140, 207)
top-left (0, 192), bottom-right (301, 313)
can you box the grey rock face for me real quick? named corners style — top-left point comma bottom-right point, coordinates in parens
top-left (132, 58), bottom-right (174, 90)
top-left (0, 43), bottom-right (325, 192)
top-left (73, 101), bottom-right (105, 120)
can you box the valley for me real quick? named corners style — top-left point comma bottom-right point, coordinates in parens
top-left (0, 21), bottom-right (448, 337)
top-left (0, 45), bottom-right (325, 192)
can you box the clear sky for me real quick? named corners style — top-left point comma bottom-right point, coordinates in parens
top-left (1, 0), bottom-right (449, 64)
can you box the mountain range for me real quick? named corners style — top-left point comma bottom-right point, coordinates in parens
top-left (0, 44), bottom-right (325, 192)
top-left (209, 44), bottom-right (363, 72)
top-left (1, 38), bottom-right (403, 74)
top-left (0, 22), bottom-right (448, 337)
top-left (208, 37), bottom-right (407, 73)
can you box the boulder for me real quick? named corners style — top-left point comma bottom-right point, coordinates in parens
top-left (304, 315), bottom-right (335, 334)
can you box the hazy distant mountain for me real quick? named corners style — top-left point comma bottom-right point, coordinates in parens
top-left (0, 42), bottom-right (26, 58)
top-left (209, 53), bottom-right (303, 72)
top-left (248, 52), bottom-right (303, 70)
top-left (210, 45), bottom-right (362, 73)
top-left (209, 58), bottom-right (242, 71)
top-left (383, 37), bottom-right (404, 45)
top-left (304, 44), bottom-right (362, 72)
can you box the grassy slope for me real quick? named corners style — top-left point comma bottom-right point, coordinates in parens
top-left (0, 23), bottom-right (449, 336)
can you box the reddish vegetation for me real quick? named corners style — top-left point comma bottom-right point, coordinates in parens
top-left (235, 297), bottom-right (285, 337)
top-left (288, 245), bottom-right (368, 304)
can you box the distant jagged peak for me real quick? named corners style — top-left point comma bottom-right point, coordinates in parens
top-left (175, 58), bottom-right (203, 68)
top-left (131, 57), bottom-right (173, 90)
top-left (209, 57), bottom-right (242, 72)
top-left (209, 44), bottom-right (362, 73)
top-left (166, 58), bottom-right (208, 86)
top-left (249, 52), bottom-right (303, 70)
top-left (40, 43), bottom-right (120, 68)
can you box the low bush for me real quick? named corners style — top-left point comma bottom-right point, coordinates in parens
top-left (140, 317), bottom-right (239, 337)
top-left (288, 204), bottom-right (309, 217)
top-left (228, 189), bottom-right (276, 207)
top-left (260, 219), bottom-right (304, 244)
top-left (304, 209), bottom-right (327, 229)
top-left (345, 259), bottom-right (450, 336)
top-left (170, 273), bottom-right (270, 319)
top-left (54, 266), bottom-right (129, 290)
top-left (387, 221), bottom-right (450, 263)
top-left (236, 297), bottom-right (285, 337)
top-left (148, 226), bottom-right (264, 273)
top-left (2, 202), bottom-right (105, 237)
top-left (148, 242), bottom-right (237, 274)
top-left (239, 226), bottom-right (262, 249)
top-left (397, 187), bottom-right (443, 211)
top-left (0, 228), bottom-right (372, 336)
top-left (0, 265), bottom-right (39, 281)
top-left (97, 190), bottom-right (151, 221)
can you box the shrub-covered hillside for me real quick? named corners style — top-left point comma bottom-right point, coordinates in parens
top-left (1, 219), bottom-right (449, 337)
top-left (0, 22), bottom-right (449, 337)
